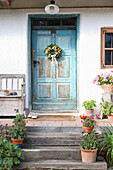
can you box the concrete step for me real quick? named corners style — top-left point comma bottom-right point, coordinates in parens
top-left (23, 132), bottom-right (82, 147)
top-left (22, 146), bottom-right (81, 161)
top-left (26, 126), bottom-right (102, 133)
top-left (14, 160), bottom-right (107, 170)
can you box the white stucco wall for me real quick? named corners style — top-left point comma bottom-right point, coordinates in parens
top-left (0, 8), bottom-right (113, 114)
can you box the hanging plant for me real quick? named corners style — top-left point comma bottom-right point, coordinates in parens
top-left (45, 44), bottom-right (62, 61)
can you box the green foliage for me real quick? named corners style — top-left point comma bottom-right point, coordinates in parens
top-left (0, 136), bottom-right (24, 170)
top-left (99, 123), bottom-right (113, 165)
top-left (9, 124), bottom-right (27, 140)
top-left (80, 130), bottom-right (101, 150)
top-left (93, 73), bottom-right (113, 86)
top-left (12, 114), bottom-right (27, 126)
top-left (80, 115), bottom-right (96, 127)
top-left (0, 124), bottom-right (9, 137)
top-left (82, 100), bottom-right (97, 110)
top-left (101, 101), bottom-right (113, 115)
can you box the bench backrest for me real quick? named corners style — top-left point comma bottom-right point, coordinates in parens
top-left (0, 74), bottom-right (25, 94)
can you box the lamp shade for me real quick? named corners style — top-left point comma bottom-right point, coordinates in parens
top-left (45, 4), bottom-right (59, 15)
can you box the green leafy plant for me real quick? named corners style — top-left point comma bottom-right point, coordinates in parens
top-left (80, 115), bottom-right (97, 127)
top-left (12, 114), bottom-right (27, 126)
top-left (0, 136), bottom-right (24, 170)
top-left (99, 123), bottom-right (113, 166)
top-left (9, 124), bottom-right (27, 141)
top-left (101, 101), bottom-right (113, 116)
top-left (80, 130), bottom-right (101, 150)
top-left (0, 124), bottom-right (9, 138)
top-left (82, 100), bottom-right (97, 110)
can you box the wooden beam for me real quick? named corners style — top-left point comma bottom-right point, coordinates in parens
top-left (0, 0), bottom-right (11, 7)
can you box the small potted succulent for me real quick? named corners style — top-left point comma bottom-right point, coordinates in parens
top-left (0, 136), bottom-right (24, 170)
top-left (13, 114), bottom-right (27, 126)
top-left (80, 130), bottom-right (101, 163)
top-left (82, 100), bottom-right (97, 115)
top-left (101, 101), bottom-right (113, 120)
top-left (9, 124), bottom-right (27, 148)
top-left (80, 115), bottom-right (97, 133)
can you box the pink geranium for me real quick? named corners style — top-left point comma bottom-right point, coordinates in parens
top-left (96, 131), bottom-right (101, 134)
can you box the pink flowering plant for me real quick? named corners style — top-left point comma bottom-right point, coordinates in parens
top-left (80, 115), bottom-right (97, 127)
top-left (92, 71), bottom-right (113, 86)
top-left (80, 130), bottom-right (101, 150)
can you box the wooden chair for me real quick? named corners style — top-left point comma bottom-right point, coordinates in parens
top-left (0, 74), bottom-right (25, 116)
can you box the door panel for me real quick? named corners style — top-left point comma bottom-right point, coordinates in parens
top-left (32, 30), bottom-right (76, 110)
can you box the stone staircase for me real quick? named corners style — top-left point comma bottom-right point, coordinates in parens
top-left (14, 126), bottom-right (107, 170)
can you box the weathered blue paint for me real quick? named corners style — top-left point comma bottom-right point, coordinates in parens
top-left (28, 14), bottom-right (79, 111)
top-left (32, 29), bottom-right (76, 110)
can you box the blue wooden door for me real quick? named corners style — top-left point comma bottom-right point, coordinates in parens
top-left (32, 30), bottom-right (76, 110)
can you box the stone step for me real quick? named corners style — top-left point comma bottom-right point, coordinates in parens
top-left (23, 132), bottom-right (82, 147)
top-left (14, 160), bottom-right (107, 170)
top-left (22, 146), bottom-right (81, 161)
top-left (26, 126), bottom-right (102, 133)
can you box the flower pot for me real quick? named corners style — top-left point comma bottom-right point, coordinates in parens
top-left (82, 126), bottom-right (94, 133)
top-left (85, 109), bottom-right (94, 116)
top-left (103, 84), bottom-right (113, 93)
top-left (108, 113), bottom-right (113, 120)
top-left (11, 138), bottom-right (24, 145)
top-left (80, 148), bottom-right (98, 163)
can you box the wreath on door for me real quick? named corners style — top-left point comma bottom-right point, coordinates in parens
top-left (45, 44), bottom-right (62, 61)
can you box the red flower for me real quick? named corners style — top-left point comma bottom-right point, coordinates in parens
top-left (90, 116), bottom-right (94, 120)
top-left (96, 114), bottom-right (100, 118)
top-left (83, 116), bottom-right (87, 119)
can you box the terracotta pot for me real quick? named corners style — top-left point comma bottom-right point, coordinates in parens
top-left (80, 148), bottom-right (98, 163)
top-left (82, 126), bottom-right (94, 133)
top-left (108, 113), bottom-right (113, 120)
top-left (103, 84), bottom-right (113, 93)
top-left (85, 109), bottom-right (94, 116)
top-left (11, 138), bottom-right (24, 145)
top-left (98, 149), bottom-right (108, 158)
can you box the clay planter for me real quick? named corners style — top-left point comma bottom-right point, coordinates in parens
top-left (108, 113), bottom-right (113, 121)
top-left (82, 126), bottom-right (94, 133)
top-left (11, 138), bottom-right (24, 145)
top-left (85, 109), bottom-right (94, 116)
top-left (80, 148), bottom-right (98, 163)
top-left (103, 84), bottom-right (113, 93)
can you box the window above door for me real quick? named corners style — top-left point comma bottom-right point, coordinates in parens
top-left (101, 27), bottom-right (113, 69)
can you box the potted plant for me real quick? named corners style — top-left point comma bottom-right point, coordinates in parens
top-left (82, 100), bottom-right (97, 115)
top-left (80, 115), bottom-right (97, 133)
top-left (101, 101), bottom-right (113, 120)
top-left (93, 71), bottom-right (113, 93)
top-left (9, 124), bottom-right (27, 148)
top-left (80, 130), bottom-right (101, 163)
top-left (0, 136), bottom-right (24, 170)
top-left (99, 123), bottom-right (113, 166)
top-left (12, 114), bottom-right (27, 126)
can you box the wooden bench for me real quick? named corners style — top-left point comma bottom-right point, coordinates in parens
top-left (0, 74), bottom-right (25, 116)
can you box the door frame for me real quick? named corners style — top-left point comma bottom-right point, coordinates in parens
top-left (28, 14), bottom-right (80, 112)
